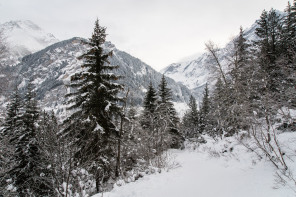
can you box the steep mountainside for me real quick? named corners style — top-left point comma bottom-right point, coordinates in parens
top-left (161, 22), bottom-right (259, 100)
top-left (9, 37), bottom-right (191, 119)
top-left (0, 20), bottom-right (58, 65)
top-left (0, 20), bottom-right (59, 99)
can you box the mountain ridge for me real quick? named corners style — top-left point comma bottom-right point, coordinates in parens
top-left (0, 36), bottom-right (192, 120)
top-left (161, 10), bottom-right (285, 101)
top-left (0, 20), bottom-right (59, 66)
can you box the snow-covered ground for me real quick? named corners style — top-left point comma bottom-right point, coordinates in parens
top-left (93, 135), bottom-right (295, 197)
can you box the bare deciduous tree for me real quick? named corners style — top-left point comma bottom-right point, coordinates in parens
top-left (205, 41), bottom-right (228, 87)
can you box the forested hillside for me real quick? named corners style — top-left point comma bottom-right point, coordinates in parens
top-left (0, 2), bottom-right (296, 197)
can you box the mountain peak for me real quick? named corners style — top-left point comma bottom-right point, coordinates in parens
top-left (1, 20), bottom-right (41, 31)
top-left (0, 20), bottom-right (58, 64)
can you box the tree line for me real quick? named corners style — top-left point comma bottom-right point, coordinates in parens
top-left (182, 4), bottom-right (296, 138)
top-left (0, 19), bottom-right (182, 196)
top-left (181, 3), bottom-right (296, 187)
top-left (1, 1), bottom-right (296, 196)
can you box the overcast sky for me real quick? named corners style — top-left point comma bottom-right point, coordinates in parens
top-left (0, 0), bottom-right (288, 71)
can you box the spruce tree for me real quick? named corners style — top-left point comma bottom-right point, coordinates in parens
top-left (143, 82), bottom-right (157, 113)
top-left (63, 19), bottom-right (123, 192)
top-left (1, 85), bottom-right (22, 140)
top-left (188, 95), bottom-right (199, 122)
top-left (156, 75), bottom-right (182, 149)
top-left (200, 83), bottom-right (210, 116)
top-left (0, 85), bottom-right (22, 196)
top-left (255, 9), bottom-right (283, 93)
top-left (188, 95), bottom-right (199, 129)
top-left (229, 27), bottom-right (252, 131)
top-left (141, 82), bottom-right (157, 129)
top-left (157, 75), bottom-right (179, 128)
top-left (182, 95), bottom-right (199, 138)
top-left (211, 78), bottom-right (225, 137)
top-left (283, 2), bottom-right (296, 62)
top-left (200, 83), bottom-right (211, 134)
top-left (10, 81), bottom-right (52, 196)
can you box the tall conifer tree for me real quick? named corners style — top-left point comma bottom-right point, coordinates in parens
top-left (182, 95), bottom-right (199, 137)
top-left (156, 75), bottom-right (182, 149)
top-left (157, 75), bottom-right (179, 128)
top-left (1, 85), bottom-right (22, 139)
top-left (200, 83), bottom-right (211, 134)
top-left (10, 81), bottom-right (51, 196)
top-left (63, 19), bottom-right (123, 192)
top-left (255, 9), bottom-right (283, 93)
top-left (141, 82), bottom-right (157, 129)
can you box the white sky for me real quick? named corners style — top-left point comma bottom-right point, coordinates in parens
top-left (0, 0), bottom-right (288, 71)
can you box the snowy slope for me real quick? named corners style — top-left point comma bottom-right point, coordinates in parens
top-left (0, 20), bottom-right (58, 65)
top-left (162, 11), bottom-right (285, 100)
top-left (161, 22), bottom-right (259, 100)
top-left (0, 20), bottom-right (59, 107)
top-left (6, 37), bottom-right (191, 120)
top-left (93, 133), bottom-right (296, 197)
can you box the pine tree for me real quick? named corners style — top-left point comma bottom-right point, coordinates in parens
top-left (255, 9), bottom-right (283, 93)
top-left (63, 19), bottom-right (123, 193)
top-left (156, 75), bottom-right (182, 149)
top-left (144, 82), bottom-right (157, 113)
top-left (182, 95), bottom-right (199, 138)
top-left (188, 95), bottom-right (199, 122)
top-left (141, 82), bottom-right (157, 129)
top-left (278, 2), bottom-right (296, 108)
top-left (200, 83), bottom-right (211, 134)
top-left (231, 27), bottom-right (251, 84)
top-left (229, 27), bottom-right (252, 131)
top-left (10, 81), bottom-right (52, 196)
top-left (200, 83), bottom-right (210, 116)
top-left (157, 75), bottom-right (179, 127)
top-left (283, 2), bottom-right (296, 62)
top-left (1, 85), bottom-right (22, 140)
top-left (211, 78), bottom-right (226, 137)
top-left (188, 95), bottom-right (199, 129)
top-left (0, 85), bottom-right (22, 196)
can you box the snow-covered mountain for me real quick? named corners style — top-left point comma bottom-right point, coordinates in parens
top-left (0, 20), bottom-right (191, 120)
top-left (3, 37), bottom-right (191, 119)
top-left (0, 20), bottom-right (59, 101)
top-left (161, 22), bottom-right (259, 100)
top-left (0, 20), bottom-right (58, 66)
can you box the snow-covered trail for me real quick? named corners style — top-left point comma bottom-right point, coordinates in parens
top-left (94, 149), bottom-right (293, 197)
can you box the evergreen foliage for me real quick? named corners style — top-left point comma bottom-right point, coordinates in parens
top-left (255, 9), bottom-right (284, 93)
top-left (156, 75), bottom-right (182, 149)
top-left (2, 5), bottom-right (296, 196)
top-left (141, 82), bottom-right (157, 129)
top-left (182, 95), bottom-right (199, 138)
top-left (1, 85), bottom-right (22, 140)
top-left (63, 19), bottom-right (123, 192)
top-left (157, 75), bottom-right (179, 128)
top-left (199, 83), bottom-right (211, 134)
top-left (0, 85), bottom-right (22, 196)
top-left (9, 81), bottom-right (52, 196)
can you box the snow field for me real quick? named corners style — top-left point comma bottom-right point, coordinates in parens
top-left (93, 135), bottom-right (295, 197)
